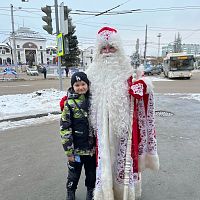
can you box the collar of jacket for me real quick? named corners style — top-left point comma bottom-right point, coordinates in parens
top-left (67, 87), bottom-right (83, 99)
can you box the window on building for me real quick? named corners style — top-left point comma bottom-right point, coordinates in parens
top-left (2, 50), bottom-right (5, 54)
top-left (5, 48), bottom-right (10, 53)
top-left (40, 46), bottom-right (43, 49)
top-left (41, 52), bottom-right (44, 64)
top-left (17, 51), bottom-right (21, 62)
top-left (17, 45), bottom-right (20, 48)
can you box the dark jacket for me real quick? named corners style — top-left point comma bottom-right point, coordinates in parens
top-left (60, 88), bottom-right (95, 156)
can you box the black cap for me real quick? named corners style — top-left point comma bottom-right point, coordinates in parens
top-left (71, 72), bottom-right (89, 87)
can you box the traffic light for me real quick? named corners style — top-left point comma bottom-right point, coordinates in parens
top-left (63, 6), bottom-right (71, 20)
top-left (64, 6), bottom-right (75, 34)
top-left (41, 5), bottom-right (53, 34)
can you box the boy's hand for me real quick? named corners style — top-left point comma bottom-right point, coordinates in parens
top-left (67, 155), bottom-right (75, 162)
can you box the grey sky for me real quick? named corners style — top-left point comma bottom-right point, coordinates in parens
top-left (0, 0), bottom-right (200, 56)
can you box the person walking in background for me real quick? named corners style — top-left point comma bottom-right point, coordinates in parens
top-left (59, 72), bottom-right (96, 200)
top-left (86, 26), bottom-right (159, 200)
top-left (42, 66), bottom-right (47, 79)
top-left (65, 67), bottom-right (69, 77)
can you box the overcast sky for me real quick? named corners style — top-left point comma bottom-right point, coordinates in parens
top-left (0, 0), bottom-right (200, 56)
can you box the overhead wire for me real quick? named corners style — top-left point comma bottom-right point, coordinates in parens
top-left (0, 4), bottom-right (200, 53)
top-left (72, 5), bottom-right (200, 16)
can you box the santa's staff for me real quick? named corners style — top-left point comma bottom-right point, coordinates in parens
top-left (123, 69), bottom-right (144, 200)
top-left (123, 94), bottom-right (134, 200)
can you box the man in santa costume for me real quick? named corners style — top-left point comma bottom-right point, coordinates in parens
top-left (85, 27), bottom-right (159, 200)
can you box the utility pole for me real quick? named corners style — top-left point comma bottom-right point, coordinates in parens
top-left (54, 0), bottom-right (63, 91)
top-left (10, 4), bottom-right (17, 71)
top-left (157, 33), bottom-right (162, 58)
top-left (143, 24), bottom-right (147, 65)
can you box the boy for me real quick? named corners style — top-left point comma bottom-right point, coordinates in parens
top-left (60, 72), bottom-right (96, 200)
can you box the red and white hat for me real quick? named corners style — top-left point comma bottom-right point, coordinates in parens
top-left (96, 26), bottom-right (121, 49)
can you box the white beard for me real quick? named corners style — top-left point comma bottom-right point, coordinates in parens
top-left (86, 52), bottom-right (134, 137)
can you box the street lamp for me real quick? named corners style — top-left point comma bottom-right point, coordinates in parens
top-left (10, 4), bottom-right (18, 71)
top-left (157, 33), bottom-right (162, 58)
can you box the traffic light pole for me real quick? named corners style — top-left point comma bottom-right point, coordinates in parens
top-left (54, 0), bottom-right (63, 91)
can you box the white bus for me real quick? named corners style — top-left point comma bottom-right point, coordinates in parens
top-left (163, 53), bottom-right (195, 79)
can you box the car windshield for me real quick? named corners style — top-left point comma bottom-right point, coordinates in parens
top-left (145, 65), bottom-right (152, 69)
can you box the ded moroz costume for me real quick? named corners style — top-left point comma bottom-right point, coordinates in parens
top-left (86, 27), bottom-right (159, 200)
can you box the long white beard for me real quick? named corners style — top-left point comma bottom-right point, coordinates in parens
top-left (86, 53), bottom-right (134, 137)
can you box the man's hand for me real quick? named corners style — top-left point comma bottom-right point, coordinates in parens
top-left (67, 155), bottom-right (75, 162)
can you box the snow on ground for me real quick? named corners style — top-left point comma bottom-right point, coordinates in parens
top-left (0, 85), bottom-right (200, 131)
top-left (164, 93), bottom-right (200, 102)
top-left (0, 89), bottom-right (66, 131)
top-left (0, 114), bottom-right (60, 131)
top-left (0, 88), bottom-right (66, 121)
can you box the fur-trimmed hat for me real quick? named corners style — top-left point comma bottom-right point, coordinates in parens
top-left (96, 26), bottom-right (121, 49)
top-left (71, 72), bottom-right (89, 86)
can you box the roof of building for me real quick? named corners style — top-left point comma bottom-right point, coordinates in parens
top-left (0, 43), bottom-right (8, 46)
top-left (12, 27), bottom-right (46, 40)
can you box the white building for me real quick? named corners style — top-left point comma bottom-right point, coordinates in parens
top-left (0, 43), bottom-right (12, 65)
top-left (46, 46), bottom-right (57, 64)
top-left (3, 27), bottom-right (47, 65)
top-left (162, 43), bottom-right (200, 57)
top-left (81, 46), bottom-right (95, 69)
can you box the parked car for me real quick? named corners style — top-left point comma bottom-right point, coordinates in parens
top-left (144, 65), bottom-right (162, 75)
top-left (26, 67), bottom-right (39, 76)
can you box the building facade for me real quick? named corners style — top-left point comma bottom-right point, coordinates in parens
top-left (0, 43), bottom-right (12, 65)
top-left (46, 46), bottom-right (57, 64)
top-left (3, 27), bottom-right (47, 65)
top-left (81, 46), bottom-right (95, 69)
top-left (162, 43), bottom-right (200, 57)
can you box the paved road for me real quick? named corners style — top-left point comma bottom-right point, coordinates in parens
top-left (0, 72), bottom-right (200, 200)
top-left (0, 73), bottom-right (70, 95)
top-left (0, 71), bottom-right (200, 95)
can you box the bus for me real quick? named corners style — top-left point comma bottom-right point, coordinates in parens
top-left (163, 53), bottom-right (195, 79)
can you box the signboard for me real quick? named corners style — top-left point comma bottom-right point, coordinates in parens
top-left (57, 33), bottom-right (64, 56)
top-left (177, 56), bottom-right (188, 60)
top-left (170, 55), bottom-right (194, 61)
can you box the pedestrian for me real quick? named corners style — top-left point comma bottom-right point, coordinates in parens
top-left (42, 66), bottom-right (47, 79)
top-left (59, 72), bottom-right (96, 200)
top-left (85, 27), bottom-right (160, 200)
top-left (65, 67), bottom-right (69, 77)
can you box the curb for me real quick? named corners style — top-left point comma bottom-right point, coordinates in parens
top-left (0, 111), bottom-right (61, 123)
top-left (0, 77), bottom-right (59, 82)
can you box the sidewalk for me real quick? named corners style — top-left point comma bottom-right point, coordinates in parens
top-left (0, 72), bottom-right (64, 81)
top-left (0, 111), bottom-right (60, 123)
top-left (18, 73), bottom-right (59, 80)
